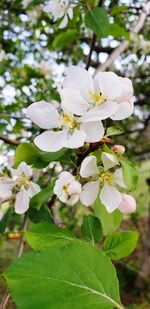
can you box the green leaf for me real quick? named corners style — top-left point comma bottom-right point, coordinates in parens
top-left (30, 181), bottom-right (55, 210)
top-left (14, 143), bottom-right (66, 169)
top-left (101, 143), bottom-right (114, 154)
top-left (14, 143), bottom-right (47, 168)
top-left (25, 222), bottom-right (75, 250)
top-left (110, 5), bottom-right (128, 16)
top-left (85, 8), bottom-right (109, 39)
top-left (119, 157), bottom-right (138, 191)
top-left (28, 206), bottom-right (53, 224)
top-left (103, 231), bottom-right (139, 260)
top-left (5, 241), bottom-right (122, 309)
top-left (109, 23), bottom-right (130, 40)
top-left (81, 215), bottom-right (102, 244)
top-left (106, 126), bottom-right (124, 137)
top-left (94, 199), bottom-right (122, 236)
top-left (53, 29), bottom-right (77, 49)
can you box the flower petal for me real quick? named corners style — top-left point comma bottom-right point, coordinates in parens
top-left (34, 130), bottom-right (68, 152)
top-left (27, 182), bottom-right (41, 198)
top-left (17, 162), bottom-right (32, 177)
top-left (111, 100), bottom-right (134, 120)
top-left (80, 156), bottom-right (98, 178)
top-left (63, 66), bottom-right (94, 100)
top-left (15, 189), bottom-right (30, 214)
top-left (101, 152), bottom-right (118, 171)
top-left (118, 193), bottom-right (136, 214)
top-left (113, 168), bottom-right (126, 188)
top-left (100, 184), bottom-right (122, 213)
top-left (0, 178), bottom-right (15, 201)
top-left (60, 88), bottom-right (89, 116)
top-left (80, 101), bottom-right (118, 122)
top-left (67, 180), bottom-right (81, 195)
top-left (64, 129), bottom-right (86, 149)
top-left (68, 194), bottom-right (79, 205)
top-left (80, 180), bottom-right (99, 207)
top-left (26, 101), bottom-right (60, 129)
top-left (80, 121), bottom-right (104, 142)
top-left (59, 15), bottom-right (68, 29)
top-left (68, 7), bottom-right (73, 19)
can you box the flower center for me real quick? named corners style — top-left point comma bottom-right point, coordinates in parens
top-left (100, 171), bottom-right (113, 185)
top-left (89, 91), bottom-right (107, 106)
top-left (63, 183), bottom-right (70, 194)
top-left (60, 112), bottom-right (79, 131)
top-left (17, 175), bottom-right (30, 189)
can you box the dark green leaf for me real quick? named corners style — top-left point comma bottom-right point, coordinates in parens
top-left (103, 231), bottom-right (139, 259)
top-left (85, 8), bottom-right (109, 38)
top-left (0, 208), bottom-right (13, 234)
top-left (5, 241), bottom-right (122, 309)
top-left (25, 222), bottom-right (75, 250)
top-left (28, 206), bottom-right (53, 224)
top-left (81, 215), bottom-right (102, 244)
top-left (29, 181), bottom-right (55, 210)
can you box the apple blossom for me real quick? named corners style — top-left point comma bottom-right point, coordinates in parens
top-left (26, 101), bottom-right (104, 152)
top-left (0, 162), bottom-right (40, 214)
top-left (54, 171), bottom-right (81, 205)
top-left (118, 194), bottom-right (136, 214)
top-left (80, 152), bottom-right (127, 213)
top-left (44, 0), bottom-right (74, 29)
top-left (60, 66), bottom-right (134, 123)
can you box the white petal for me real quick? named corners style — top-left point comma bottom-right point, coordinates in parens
top-left (60, 88), bottom-right (89, 116)
top-left (80, 180), bottom-right (99, 207)
top-left (113, 168), bottom-right (126, 188)
top-left (0, 178), bottom-right (15, 201)
top-left (94, 72), bottom-right (133, 101)
top-left (27, 182), bottom-right (41, 198)
top-left (59, 15), bottom-right (68, 29)
top-left (54, 172), bottom-right (75, 195)
top-left (63, 66), bottom-right (94, 100)
top-left (68, 194), bottom-right (79, 205)
top-left (101, 152), bottom-right (118, 171)
top-left (67, 180), bottom-right (81, 195)
top-left (17, 162), bottom-right (32, 177)
top-left (80, 121), bottom-right (104, 143)
top-left (64, 129), bottom-right (86, 149)
top-left (118, 193), bottom-right (136, 214)
top-left (15, 189), bottom-right (30, 214)
top-left (26, 101), bottom-right (60, 129)
top-left (34, 130), bottom-right (67, 152)
top-left (81, 101), bottom-right (118, 122)
top-left (80, 156), bottom-right (98, 178)
top-left (100, 184), bottom-right (121, 213)
top-left (67, 7), bottom-right (73, 19)
top-left (111, 100), bottom-right (134, 120)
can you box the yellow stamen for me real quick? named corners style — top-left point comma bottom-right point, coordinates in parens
top-left (60, 112), bottom-right (79, 130)
top-left (89, 91), bottom-right (107, 106)
top-left (63, 183), bottom-right (70, 193)
top-left (100, 171), bottom-right (113, 185)
top-left (17, 176), bottom-right (30, 188)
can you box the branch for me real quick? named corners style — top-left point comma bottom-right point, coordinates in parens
top-left (0, 135), bottom-right (20, 146)
top-left (95, 1), bottom-right (150, 73)
top-left (0, 213), bottom-right (28, 309)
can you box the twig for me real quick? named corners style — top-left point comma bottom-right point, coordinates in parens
top-left (0, 213), bottom-right (28, 309)
top-left (95, 1), bottom-right (150, 73)
top-left (0, 135), bottom-right (20, 146)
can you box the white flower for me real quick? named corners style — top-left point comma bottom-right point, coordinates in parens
top-left (118, 193), bottom-right (136, 214)
top-left (0, 50), bottom-right (6, 62)
top-left (80, 152), bottom-right (127, 213)
top-left (54, 171), bottom-right (81, 205)
top-left (60, 66), bottom-right (134, 122)
top-left (44, 0), bottom-right (73, 29)
top-left (26, 101), bottom-right (104, 152)
top-left (0, 162), bottom-right (40, 214)
top-left (22, 0), bottom-right (31, 8)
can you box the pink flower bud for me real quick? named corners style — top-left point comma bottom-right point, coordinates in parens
top-left (111, 145), bottom-right (125, 156)
top-left (118, 194), bottom-right (136, 214)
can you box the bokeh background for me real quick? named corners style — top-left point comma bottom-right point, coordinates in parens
top-left (0, 0), bottom-right (150, 308)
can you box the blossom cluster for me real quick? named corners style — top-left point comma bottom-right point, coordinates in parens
top-left (26, 66), bottom-right (134, 152)
top-left (54, 148), bottom-right (136, 214)
top-left (0, 162), bottom-right (40, 214)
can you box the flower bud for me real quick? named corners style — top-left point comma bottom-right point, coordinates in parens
top-left (118, 194), bottom-right (136, 214)
top-left (111, 145), bottom-right (125, 157)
